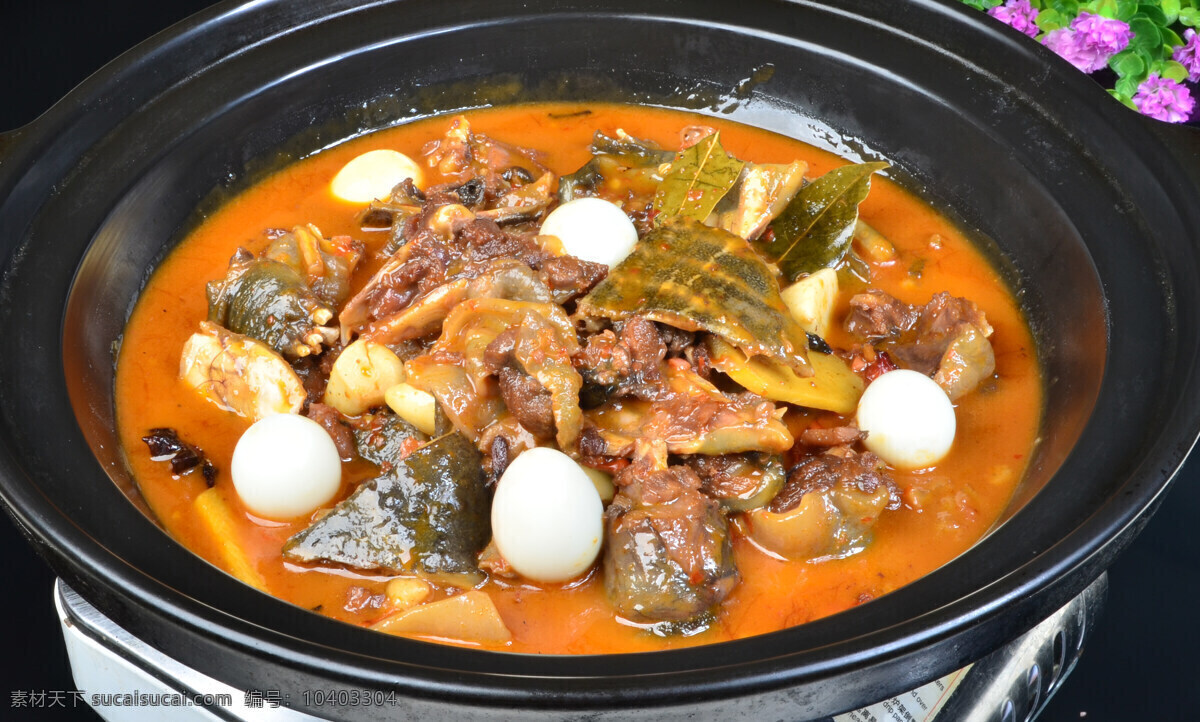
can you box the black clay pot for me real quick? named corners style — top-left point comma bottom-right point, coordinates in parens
top-left (2, 1), bottom-right (1200, 719)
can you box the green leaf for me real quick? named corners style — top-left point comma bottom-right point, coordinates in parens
top-left (758, 162), bottom-right (889, 282)
top-left (1136, 4), bottom-right (1169, 25)
top-left (652, 132), bottom-right (744, 224)
top-left (1111, 48), bottom-right (1148, 77)
top-left (1163, 0), bottom-right (1182, 24)
top-left (1182, 7), bottom-right (1200, 28)
top-left (1163, 27), bottom-right (1186, 49)
top-left (1115, 0), bottom-right (1139, 20)
top-left (1158, 59), bottom-right (1190, 81)
top-left (1108, 87), bottom-right (1139, 109)
top-left (1089, 0), bottom-right (1120, 18)
top-left (1108, 0), bottom-right (1137, 19)
top-left (1115, 74), bottom-right (1142, 97)
top-left (1129, 17), bottom-right (1163, 51)
top-left (1037, 8), bottom-right (1068, 31)
top-left (1139, 44), bottom-right (1159, 66)
top-left (1047, 0), bottom-right (1081, 14)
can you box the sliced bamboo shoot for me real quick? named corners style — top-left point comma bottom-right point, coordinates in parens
top-left (370, 590), bottom-right (512, 644)
top-left (384, 382), bottom-right (439, 436)
top-left (194, 488), bottom-right (269, 593)
top-left (780, 268), bottom-right (838, 338)
top-left (853, 220), bottom-right (896, 263)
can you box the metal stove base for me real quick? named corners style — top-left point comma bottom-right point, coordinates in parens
top-left (55, 574), bottom-right (1106, 722)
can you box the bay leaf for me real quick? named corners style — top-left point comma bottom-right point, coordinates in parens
top-left (757, 161), bottom-right (889, 282)
top-left (652, 132), bottom-right (745, 223)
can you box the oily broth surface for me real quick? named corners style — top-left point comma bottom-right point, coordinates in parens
top-left (115, 103), bottom-right (1041, 653)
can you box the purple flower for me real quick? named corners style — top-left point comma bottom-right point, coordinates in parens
top-left (1072, 12), bottom-right (1134, 55)
top-left (1133, 74), bottom-right (1196, 123)
top-left (1042, 12), bottom-right (1133, 73)
top-left (1173, 29), bottom-right (1200, 83)
top-left (988, 0), bottom-right (1039, 39)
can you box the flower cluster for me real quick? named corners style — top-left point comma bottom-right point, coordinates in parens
top-left (1175, 28), bottom-right (1200, 80)
top-left (989, 0), bottom-right (1040, 37)
top-left (964, 0), bottom-right (1200, 123)
top-left (1134, 73), bottom-right (1197, 120)
top-left (1042, 12), bottom-right (1134, 72)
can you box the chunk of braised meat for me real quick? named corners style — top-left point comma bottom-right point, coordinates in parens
top-left (141, 428), bottom-right (216, 485)
top-left (305, 402), bottom-right (358, 462)
top-left (459, 217), bottom-right (606, 302)
top-left (466, 259), bottom-right (553, 303)
top-left (365, 250), bottom-right (448, 321)
top-left (459, 217), bottom-right (545, 267)
top-left (574, 316), bottom-right (667, 404)
top-left (576, 426), bottom-right (628, 474)
top-left (932, 323), bottom-right (996, 401)
top-left (744, 449), bottom-right (900, 561)
top-left (293, 346), bottom-right (343, 406)
top-left (844, 290), bottom-right (996, 400)
top-left (496, 366), bottom-right (556, 440)
top-left (481, 326), bottom-right (519, 372)
top-left (539, 254), bottom-right (607, 302)
top-left (603, 462), bottom-right (738, 623)
top-left (344, 586), bottom-right (387, 614)
top-left (769, 449), bottom-right (900, 515)
top-left (477, 418), bottom-right (536, 485)
top-left (798, 425), bottom-right (866, 448)
top-left (423, 114), bottom-right (549, 185)
top-left (481, 325), bottom-right (563, 442)
top-left (658, 323), bottom-right (697, 358)
top-left (262, 224), bottom-right (365, 310)
top-left (890, 292), bottom-right (993, 375)
top-left (582, 361), bottom-right (793, 459)
top-left (844, 289), bottom-right (919, 340)
top-left (680, 452), bottom-right (785, 512)
top-left (846, 347), bottom-right (899, 384)
top-left (342, 205), bottom-right (605, 343)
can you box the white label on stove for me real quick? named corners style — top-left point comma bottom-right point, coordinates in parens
top-left (834, 664), bottom-right (973, 722)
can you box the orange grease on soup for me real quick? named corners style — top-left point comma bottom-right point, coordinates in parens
top-left (115, 103), bottom-right (1041, 653)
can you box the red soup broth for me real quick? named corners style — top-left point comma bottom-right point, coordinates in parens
top-left (115, 103), bottom-right (1041, 654)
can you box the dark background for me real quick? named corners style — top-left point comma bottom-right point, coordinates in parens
top-left (1, 1), bottom-right (1197, 720)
